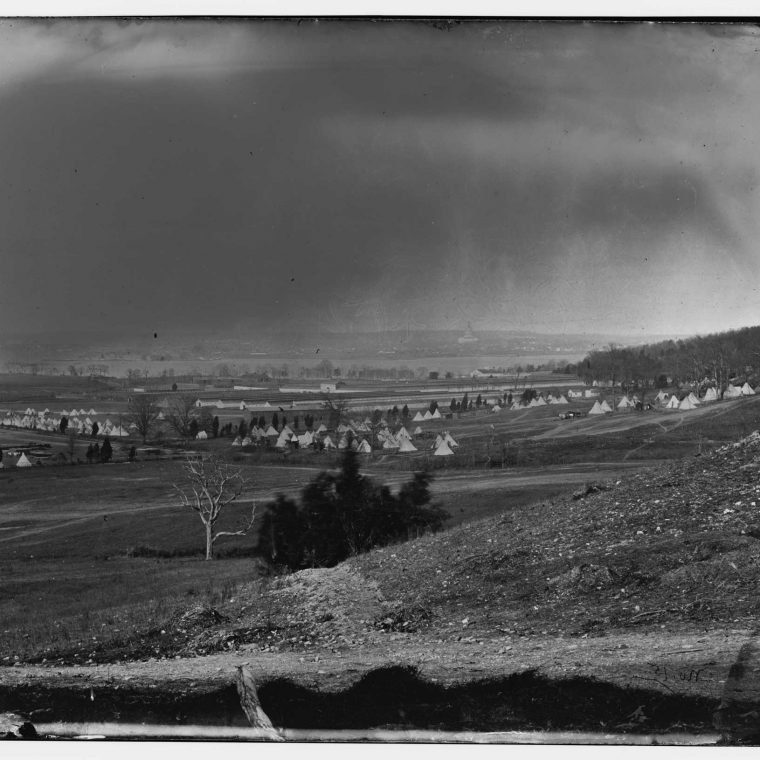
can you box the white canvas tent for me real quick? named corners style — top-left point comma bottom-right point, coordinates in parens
top-left (398, 437), bottom-right (417, 453)
top-left (724, 385), bottom-right (742, 399)
top-left (588, 400), bottom-right (604, 415)
top-left (679, 396), bottom-right (698, 411)
top-left (741, 382), bottom-right (756, 396)
top-left (413, 426), bottom-right (423, 435)
top-left (433, 440), bottom-right (454, 456)
top-left (231, 436), bottom-right (242, 446)
top-left (431, 409), bottom-right (442, 419)
top-left (444, 432), bottom-right (459, 448)
top-left (617, 396), bottom-right (632, 409)
top-left (665, 395), bottom-right (681, 409)
top-left (412, 411), bottom-right (425, 422)
top-left (599, 400), bottom-right (613, 413)
top-left (356, 439), bottom-right (372, 454)
top-left (703, 387), bottom-right (718, 403)
top-left (16, 452), bottom-right (32, 467)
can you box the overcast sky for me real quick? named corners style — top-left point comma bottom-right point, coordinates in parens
top-left (1, 19), bottom-right (759, 339)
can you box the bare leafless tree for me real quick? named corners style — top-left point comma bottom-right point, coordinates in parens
top-left (126, 393), bottom-right (161, 444)
top-left (173, 456), bottom-right (256, 560)
top-left (165, 395), bottom-right (198, 440)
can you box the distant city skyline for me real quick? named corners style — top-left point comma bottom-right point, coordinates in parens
top-left (1, 20), bottom-right (759, 341)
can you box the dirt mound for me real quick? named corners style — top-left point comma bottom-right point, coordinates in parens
top-left (267, 565), bottom-right (385, 636)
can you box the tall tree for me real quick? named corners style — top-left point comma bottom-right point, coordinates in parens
top-left (126, 394), bottom-right (161, 444)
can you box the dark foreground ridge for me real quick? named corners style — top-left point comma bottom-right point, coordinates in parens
top-left (0, 666), bottom-right (719, 735)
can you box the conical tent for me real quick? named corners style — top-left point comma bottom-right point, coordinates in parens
top-left (433, 440), bottom-right (454, 456)
top-left (265, 425), bottom-right (278, 436)
top-left (617, 397), bottom-right (631, 409)
top-left (444, 432), bottom-right (459, 447)
top-left (423, 410), bottom-right (433, 420)
top-left (588, 400), bottom-right (604, 415)
top-left (742, 382), bottom-right (756, 396)
top-left (511, 402), bottom-right (521, 411)
top-left (323, 435), bottom-right (336, 449)
top-left (557, 395), bottom-right (569, 404)
top-left (241, 436), bottom-right (253, 446)
top-left (666, 395), bottom-right (681, 409)
top-left (16, 452), bottom-right (32, 467)
top-left (536, 396), bottom-right (547, 406)
top-left (432, 434), bottom-right (444, 449)
top-left (397, 426), bottom-right (411, 440)
top-left (655, 391), bottom-right (668, 402)
top-left (492, 404), bottom-right (501, 412)
top-left (412, 412), bottom-right (425, 422)
top-left (398, 437), bottom-right (417, 452)
top-left (431, 409), bottom-right (442, 419)
top-left (231, 436), bottom-right (242, 446)
top-left (316, 424), bottom-right (327, 434)
top-left (703, 387), bottom-right (718, 402)
top-left (600, 400), bottom-right (613, 413)
top-left (724, 385), bottom-right (742, 399)
top-left (687, 392), bottom-right (701, 405)
top-left (196, 431), bottom-right (208, 440)
top-left (383, 437), bottom-right (400, 449)
top-left (357, 439), bottom-right (371, 454)
top-left (413, 426), bottom-right (423, 435)
top-left (528, 398), bottom-right (539, 408)
top-left (679, 396), bottom-right (697, 410)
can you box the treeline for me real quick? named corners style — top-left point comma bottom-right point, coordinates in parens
top-left (257, 450), bottom-right (448, 570)
top-left (581, 325), bottom-right (760, 389)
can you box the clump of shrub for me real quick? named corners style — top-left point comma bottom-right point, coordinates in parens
top-left (257, 450), bottom-right (449, 571)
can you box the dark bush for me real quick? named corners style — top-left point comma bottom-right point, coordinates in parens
top-left (257, 450), bottom-right (448, 570)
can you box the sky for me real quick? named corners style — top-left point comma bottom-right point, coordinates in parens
top-left (1, 18), bottom-right (759, 340)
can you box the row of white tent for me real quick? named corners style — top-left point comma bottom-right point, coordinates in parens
top-left (2, 411), bottom-right (131, 437)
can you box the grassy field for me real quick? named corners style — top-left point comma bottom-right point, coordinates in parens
top-left (3, 384), bottom-right (760, 665)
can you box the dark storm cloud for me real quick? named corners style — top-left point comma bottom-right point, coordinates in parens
top-left (0, 19), bottom-right (759, 337)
